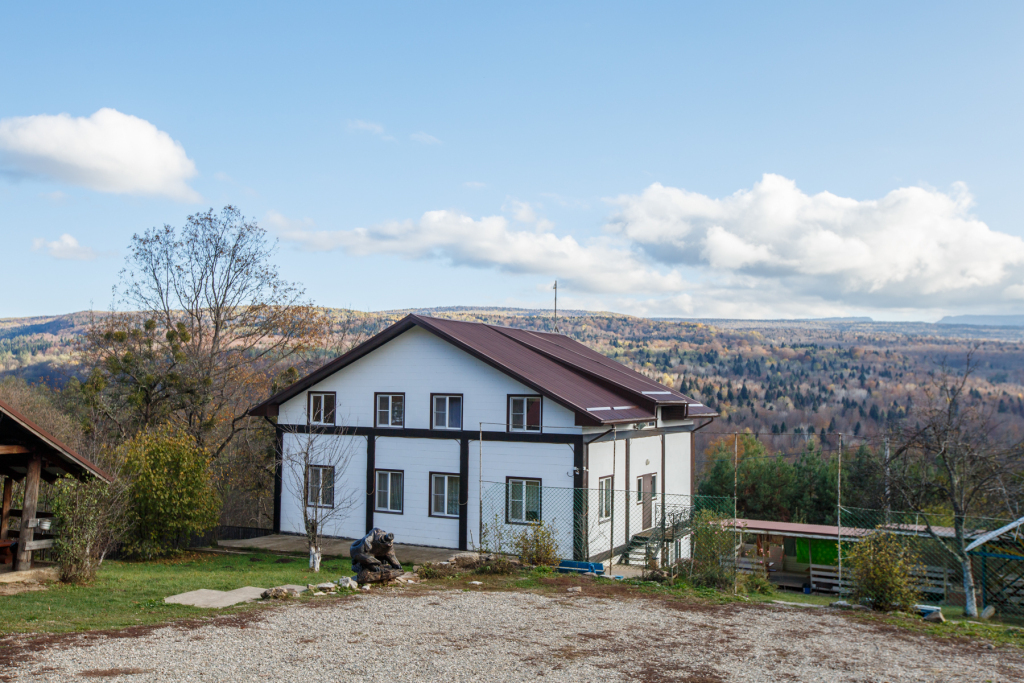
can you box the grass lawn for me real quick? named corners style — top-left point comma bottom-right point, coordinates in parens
top-left (0, 551), bottom-right (371, 634)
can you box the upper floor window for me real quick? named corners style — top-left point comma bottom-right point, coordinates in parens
top-left (508, 395), bottom-right (541, 432)
top-left (309, 392), bottom-right (336, 426)
top-left (307, 465), bottom-right (334, 507)
top-left (376, 393), bottom-right (405, 428)
top-left (432, 394), bottom-right (463, 430)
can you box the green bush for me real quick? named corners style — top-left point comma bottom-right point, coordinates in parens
top-left (848, 530), bottom-right (921, 612)
top-left (121, 426), bottom-right (220, 559)
top-left (51, 476), bottom-right (128, 584)
top-left (419, 562), bottom-right (461, 580)
top-left (513, 521), bottom-right (560, 566)
top-left (680, 509), bottom-right (737, 591)
top-left (740, 573), bottom-right (774, 595)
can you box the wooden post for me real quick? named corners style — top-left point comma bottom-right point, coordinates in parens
top-left (15, 453), bottom-right (41, 571)
top-left (0, 476), bottom-right (12, 541)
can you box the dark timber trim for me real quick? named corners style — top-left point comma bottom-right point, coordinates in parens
top-left (365, 430), bottom-right (376, 533)
top-left (273, 427), bottom-right (283, 534)
top-left (624, 439), bottom-right (630, 541)
top-left (459, 436), bottom-right (469, 550)
top-left (279, 424), bottom-right (578, 444)
top-left (572, 435), bottom-right (586, 561)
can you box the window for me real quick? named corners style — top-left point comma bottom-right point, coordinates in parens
top-left (637, 476), bottom-right (644, 503)
top-left (376, 393), bottom-right (405, 428)
top-left (308, 392), bottom-right (336, 425)
top-left (432, 395), bottom-right (463, 430)
top-left (508, 396), bottom-right (541, 432)
top-left (306, 465), bottom-right (334, 507)
top-left (651, 474), bottom-right (658, 499)
top-left (598, 476), bottom-right (612, 520)
top-left (375, 470), bottom-right (403, 513)
top-left (430, 473), bottom-right (461, 517)
top-left (507, 478), bottom-right (541, 523)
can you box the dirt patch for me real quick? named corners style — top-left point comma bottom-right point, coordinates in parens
top-left (0, 582), bottom-right (47, 597)
top-left (79, 667), bottom-right (153, 677)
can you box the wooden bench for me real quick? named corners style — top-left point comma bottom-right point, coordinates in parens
top-left (0, 539), bottom-right (15, 565)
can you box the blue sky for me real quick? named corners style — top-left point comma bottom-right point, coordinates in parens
top-left (2, 2), bottom-right (1023, 320)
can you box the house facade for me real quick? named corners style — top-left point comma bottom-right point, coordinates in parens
top-left (250, 315), bottom-right (715, 559)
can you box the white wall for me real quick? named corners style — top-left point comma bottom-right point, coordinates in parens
top-left (278, 326), bottom-right (578, 434)
top-left (664, 432), bottom-right (691, 500)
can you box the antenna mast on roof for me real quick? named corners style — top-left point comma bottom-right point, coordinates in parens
top-left (553, 280), bottom-right (558, 333)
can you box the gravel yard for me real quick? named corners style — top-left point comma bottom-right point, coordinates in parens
top-left (2, 590), bottom-right (1022, 682)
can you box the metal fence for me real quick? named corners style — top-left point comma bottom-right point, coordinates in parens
top-left (839, 506), bottom-right (1023, 616)
top-left (478, 481), bottom-right (732, 566)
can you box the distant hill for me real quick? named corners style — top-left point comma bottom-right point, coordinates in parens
top-left (936, 315), bottom-right (1024, 328)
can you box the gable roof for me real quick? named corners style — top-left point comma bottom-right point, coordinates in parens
top-left (250, 314), bottom-right (715, 426)
top-left (0, 398), bottom-right (111, 482)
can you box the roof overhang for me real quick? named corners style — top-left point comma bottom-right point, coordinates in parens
top-left (0, 399), bottom-right (111, 482)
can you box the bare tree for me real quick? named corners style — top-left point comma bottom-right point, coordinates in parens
top-left (889, 352), bottom-right (1024, 617)
top-left (281, 423), bottom-right (359, 571)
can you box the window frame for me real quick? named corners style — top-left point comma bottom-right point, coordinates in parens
top-left (505, 476), bottom-right (542, 525)
top-left (307, 391), bottom-right (337, 426)
top-left (637, 476), bottom-right (644, 504)
top-left (430, 393), bottom-right (464, 431)
top-left (429, 471), bottom-right (462, 518)
top-left (374, 392), bottom-right (406, 428)
top-left (306, 464), bottom-right (335, 508)
top-left (506, 394), bottom-right (543, 433)
top-left (598, 475), bottom-right (613, 521)
top-left (374, 469), bottom-right (404, 514)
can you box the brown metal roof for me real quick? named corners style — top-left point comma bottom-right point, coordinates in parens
top-left (249, 314), bottom-right (715, 425)
top-left (0, 398), bottom-right (111, 481)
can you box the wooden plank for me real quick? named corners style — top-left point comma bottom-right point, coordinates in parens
top-left (0, 477), bottom-right (11, 540)
top-left (0, 446), bottom-right (31, 455)
top-left (23, 539), bottom-right (53, 551)
top-left (14, 453), bottom-right (41, 571)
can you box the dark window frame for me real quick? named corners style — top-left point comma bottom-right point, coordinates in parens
top-left (428, 471), bottom-right (461, 519)
top-left (506, 394), bottom-right (543, 433)
top-left (505, 476), bottom-right (542, 525)
top-left (306, 464), bottom-right (335, 508)
top-left (307, 391), bottom-right (337, 426)
top-left (430, 393), bottom-right (464, 431)
top-left (374, 468), bottom-right (404, 514)
top-left (374, 392), bottom-right (406, 428)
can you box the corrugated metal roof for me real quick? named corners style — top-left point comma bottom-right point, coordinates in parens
top-left (250, 314), bottom-right (715, 426)
top-left (0, 398), bottom-right (111, 481)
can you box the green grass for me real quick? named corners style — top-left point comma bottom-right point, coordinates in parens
top-left (0, 551), bottom-right (364, 634)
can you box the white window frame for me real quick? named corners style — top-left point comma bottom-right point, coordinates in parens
top-left (637, 476), bottom-right (644, 503)
top-left (432, 394), bottom-right (463, 430)
top-left (430, 473), bottom-right (461, 518)
top-left (598, 476), bottom-right (612, 520)
top-left (507, 478), bottom-right (541, 524)
top-left (376, 393), bottom-right (405, 428)
top-left (306, 465), bottom-right (334, 508)
top-left (308, 392), bottom-right (336, 426)
top-left (508, 396), bottom-right (542, 432)
top-left (375, 470), bottom-right (404, 513)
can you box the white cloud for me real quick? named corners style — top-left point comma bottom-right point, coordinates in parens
top-left (0, 108), bottom-right (199, 201)
top-left (32, 234), bottom-right (107, 261)
top-left (347, 120), bottom-right (394, 141)
top-left (410, 131), bottom-right (441, 144)
top-left (464, 181), bottom-right (486, 189)
top-left (265, 210), bottom-right (314, 231)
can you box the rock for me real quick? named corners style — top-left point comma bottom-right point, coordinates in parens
top-left (317, 582), bottom-right (336, 590)
top-left (337, 577), bottom-right (359, 590)
top-left (313, 591), bottom-right (325, 596)
top-left (468, 581), bottom-right (483, 586)
top-left (356, 567), bottom-right (403, 585)
top-left (924, 610), bottom-right (946, 623)
top-left (398, 572), bottom-right (419, 581)
top-left (981, 605), bottom-right (996, 620)
top-left (567, 587), bottom-right (582, 593)
top-left (262, 586), bottom-right (302, 600)
top-left (830, 600), bottom-right (852, 609)
top-left (450, 552), bottom-right (480, 568)
top-left (360, 584), bottom-right (370, 591)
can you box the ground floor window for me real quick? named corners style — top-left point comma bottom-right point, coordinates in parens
top-left (598, 476), bottom-right (612, 520)
top-left (307, 465), bottom-right (334, 507)
top-left (376, 470), bottom-right (403, 513)
top-left (507, 478), bottom-right (541, 523)
top-left (431, 473), bottom-right (461, 517)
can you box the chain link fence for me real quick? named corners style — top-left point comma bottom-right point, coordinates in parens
top-left (478, 480), bottom-right (731, 567)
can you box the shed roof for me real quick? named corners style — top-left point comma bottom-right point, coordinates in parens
top-left (0, 398), bottom-right (111, 482)
top-left (249, 314), bottom-right (714, 425)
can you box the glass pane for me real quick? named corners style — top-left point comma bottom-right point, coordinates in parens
top-left (511, 399), bottom-right (524, 429)
top-left (509, 480), bottom-right (524, 521)
top-left (447, 476), bottom-right (460, 516)
top-left (525, 481), bottom-right (540, 522)
top-left (434, 397), bottom-right (446, 429)
top-left (324, 395), bottom-right (336, 424)
top-left (391, 396), bottom-right (404, 426)
top-left (311, 395), bottom-right (322, 423)
top-left (651, 475), bottom-right (657, 498)
top-left (390, 472), bottom-right (403, 511)
top-left (526, 398), bottom-right (541, 430)
top-left (377, 472), bottom-right (388, 509)
top-left (637, 478), bottom-right (643, 502)
top-left (308, 467), bottom-right (320, 505)
top-left (322, 468), bottom-right (334, 506)
top-left (432, 475), bottom-right (445, 514)
top-left (448, 397), bottom-right (462, 429)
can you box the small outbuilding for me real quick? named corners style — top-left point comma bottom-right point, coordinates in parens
top-left (0, 398), bottom-right (110, 571)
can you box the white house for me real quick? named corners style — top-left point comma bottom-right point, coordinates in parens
top-left (249, 315), bottom-right (716, 561)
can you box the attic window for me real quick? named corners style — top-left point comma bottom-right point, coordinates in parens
top-left (509, 396), bottom-right (541, 432)
top-left (308, 392), bottom-right (336, 426)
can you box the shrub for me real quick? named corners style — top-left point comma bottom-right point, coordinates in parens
top-left (121, 426), bottom-right (220, 559)
top-left (51, 476), bottom-right (128, 584)
top-left (419, 562), bottom-right (461, 579)
top-left (680, 509), bottom-right (736, 591)
top-left (848, 530), bottom-right (921, 612)
top-left (513, 521), bottom-right (560, 566)
top-left (474, 555), bottom-right (519, 575)
top-left (740, 573), bottom-right (774, 595)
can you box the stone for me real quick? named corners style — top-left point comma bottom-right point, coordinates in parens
top-left (450, 552), bottom-right (480, 567)
top-left (337, 577), bottom-right (359, 590)
top-left (923, 610), bottom-right (946, 623)
top-left (356, 566), bottom-right (403, 585)
top-left (313, 591), bottom-right (325, 596)
top-left (398, 572), bottom-right (419, 581)
top-left (360, 584), bottom-right (370, 591)
top-left (830, 600), bottom-right (852, 609)
top-left (981, 605), bottom-right (996, 620)
top-left (316, 582), bottom-right (336, 591)
top-left (567, 587), bottom-right (582, 593)
top-left (166, 586), bottom-right (267, 608)
top-left (468, 581), bottom-right (483, 586)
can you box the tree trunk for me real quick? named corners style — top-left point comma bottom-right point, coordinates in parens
top-left (309, 543), bottom-right (321, 572)
top-left (961, 554), bottom-right (978, 618)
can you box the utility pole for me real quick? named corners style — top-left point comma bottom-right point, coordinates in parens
top-left (733, 433), bottom-right (739, 593)
top-left (837, 432), bottom-right (843, 595)
top-left (883, 436), bottom-right (891, 518)
top-left (553, 280), bottom-right (558, 332)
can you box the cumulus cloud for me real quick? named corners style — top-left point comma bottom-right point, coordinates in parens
top-left (0, 108), bottom-right (199, 201)
top-left (281, 210), bottom-right (683, 295)
top-left (32, 234), bottom-right (108, 261)
top-left (410, 131), bottom-right (440, 144)
top-left (608, 174), bottom-right (1024, 309)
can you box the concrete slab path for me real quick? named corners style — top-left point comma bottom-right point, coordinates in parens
top-left (217, 534), bottom-right (455, 564)
top-left (164, 586), bottom-right (267, 608)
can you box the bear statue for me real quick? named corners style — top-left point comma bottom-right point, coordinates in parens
top-left (350, 528), bottom-right (402, 584)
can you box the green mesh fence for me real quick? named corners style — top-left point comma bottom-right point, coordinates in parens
top-left (839, 506), bottom-right (1023, 616)
top-left (478, 481), bottom-right (732, 568)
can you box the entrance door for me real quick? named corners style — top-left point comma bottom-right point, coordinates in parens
top-left (638, 474), bottom-right (654, 529)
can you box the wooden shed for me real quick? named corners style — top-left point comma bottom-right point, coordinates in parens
top-left (0, 398), bottom-right (110, 571)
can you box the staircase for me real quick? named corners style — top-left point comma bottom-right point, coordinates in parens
top-left (618, 532), bottom-right (655, 565)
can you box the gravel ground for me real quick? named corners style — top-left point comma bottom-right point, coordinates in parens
top-left (3, 590), bottom-right (1022, 682)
